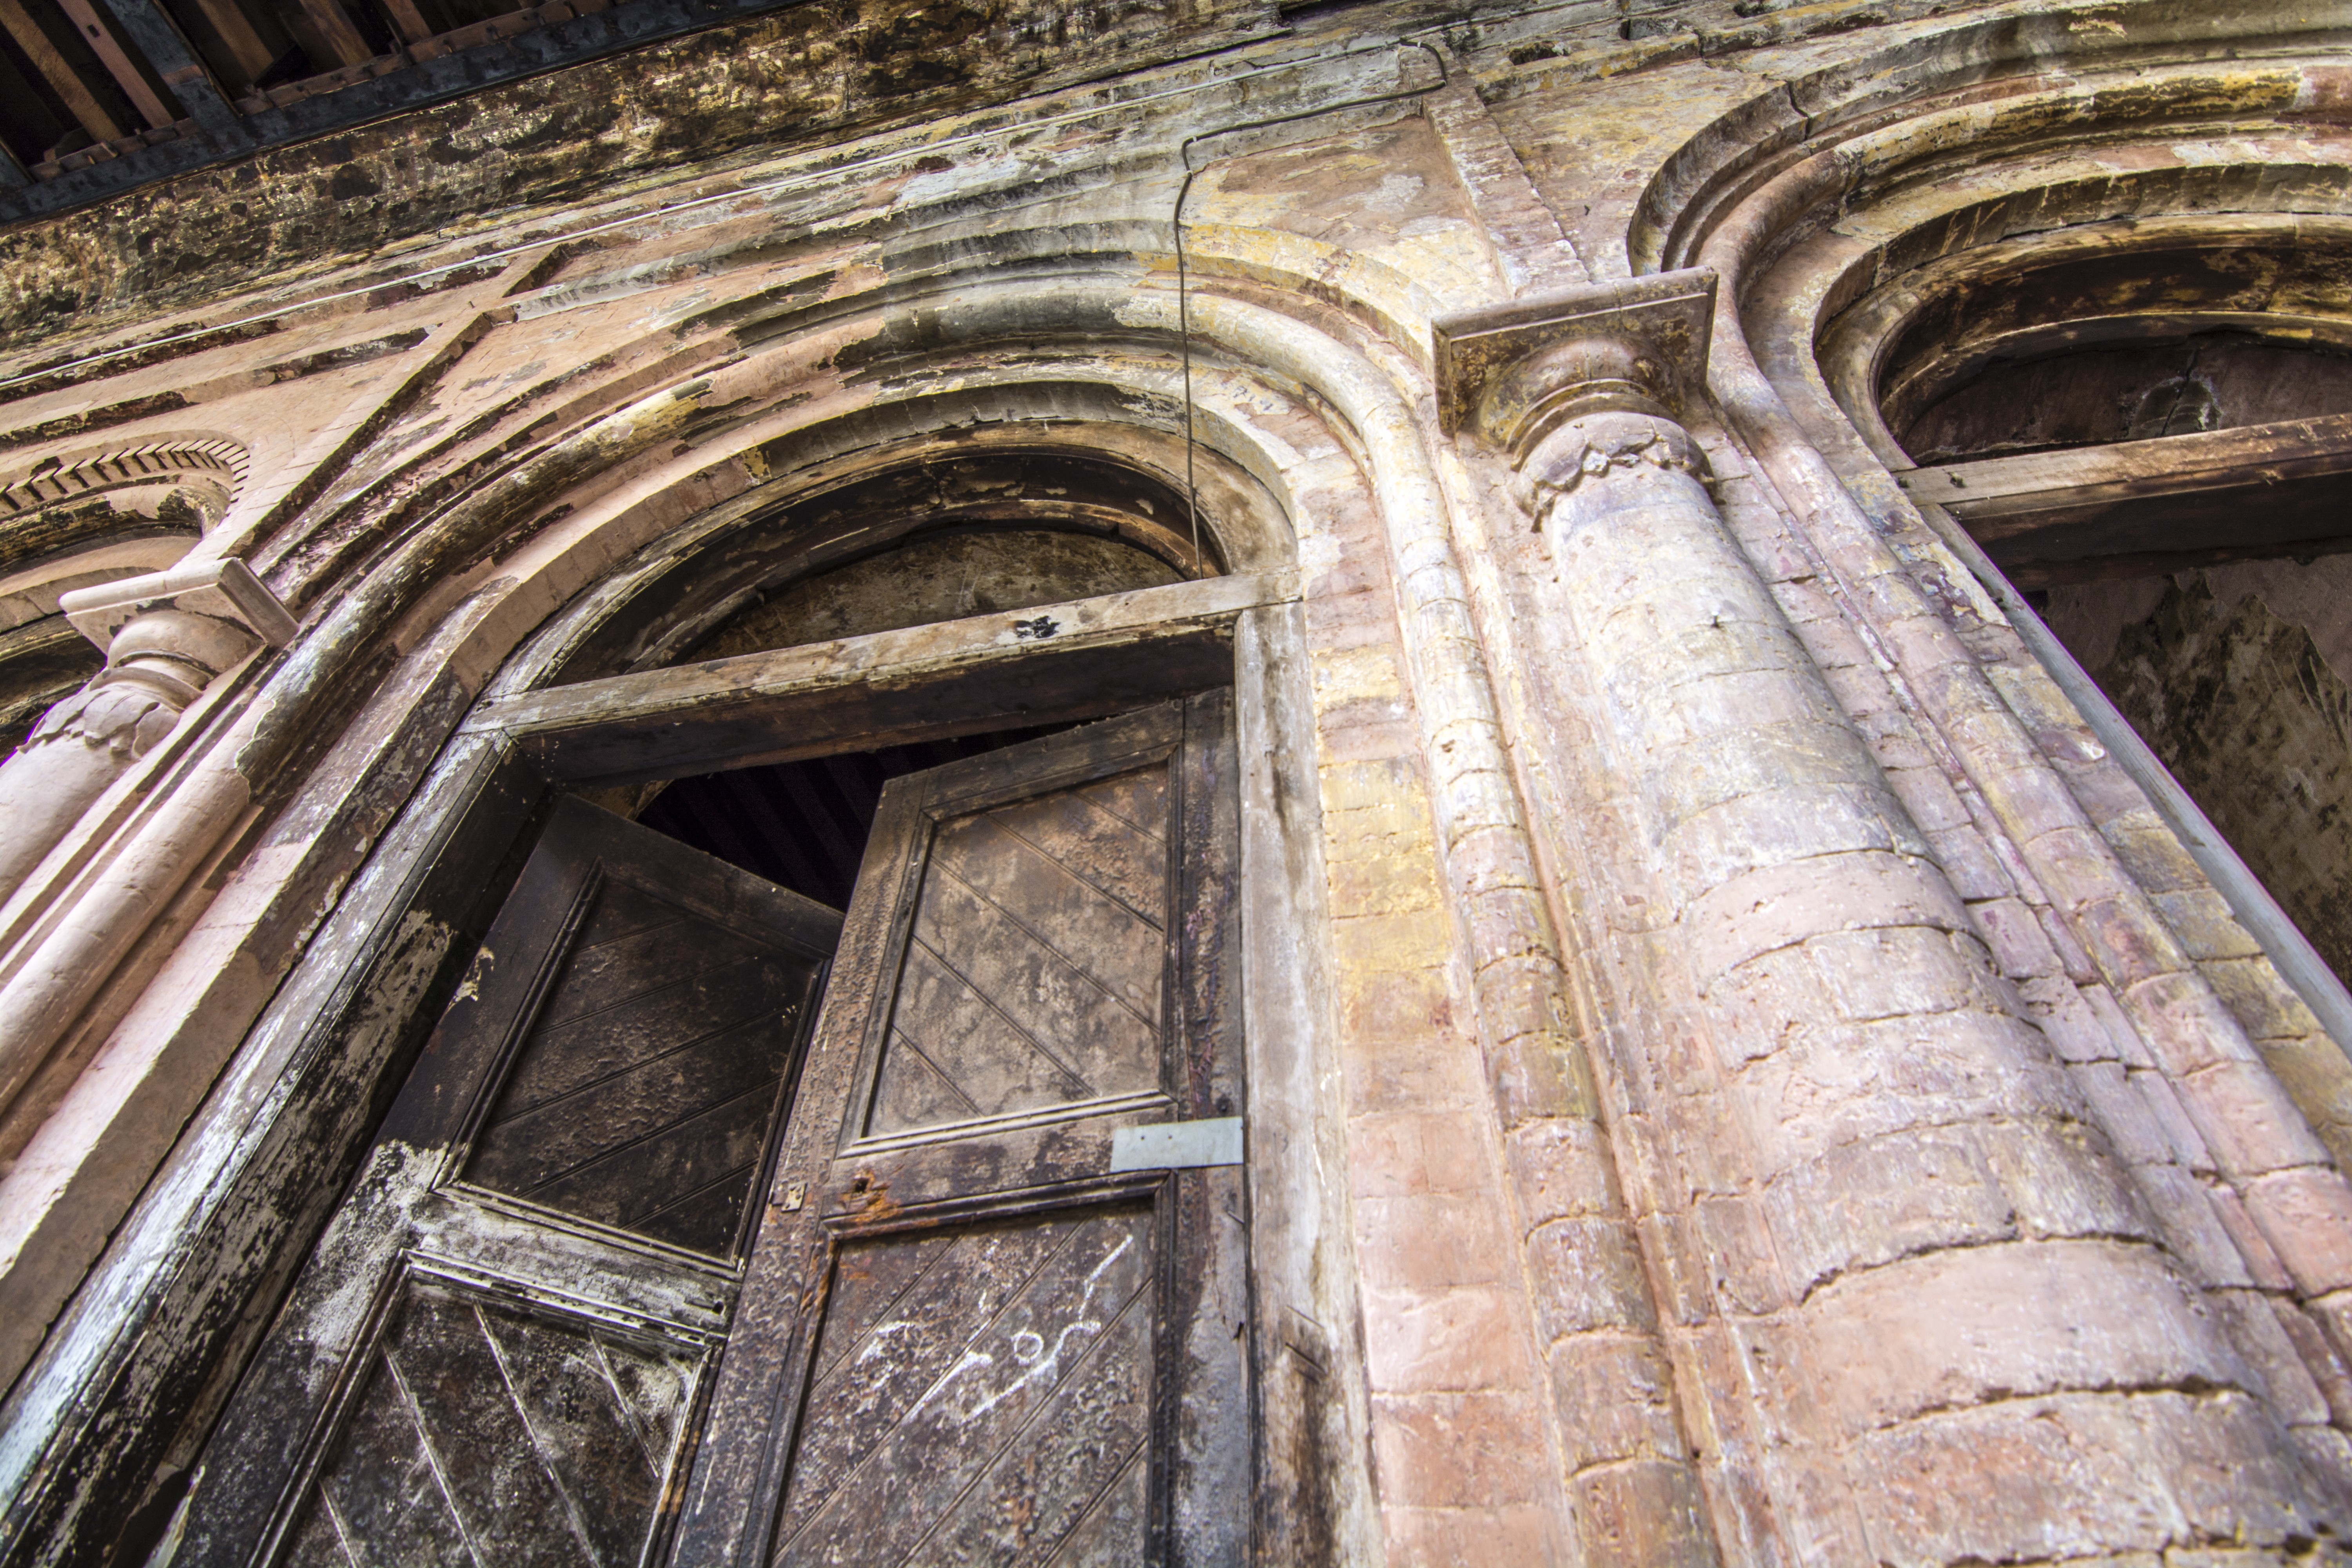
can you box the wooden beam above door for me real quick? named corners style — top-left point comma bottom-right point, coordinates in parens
top-left (1894, 412), bottom-right (2352, 583)
top-left (468, 571), bottom-right (1296, 786)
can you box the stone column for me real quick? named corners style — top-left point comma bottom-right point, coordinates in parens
top-left (0, 559), bottom-right (292, 905)
top-left (1437, 272), bottom-right (2345, 1563)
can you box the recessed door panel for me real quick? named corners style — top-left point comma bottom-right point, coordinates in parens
top-left (773, 1208), bottom-right (1155, 1567)
top-left (867, 764), bottom-right (1172, 1141)
top-left (464, 873), bottom-right (818, 1256)
top-left (180, 799), bottom-right (841, 1567)
top-left (279, 1274), bottom-right (701, 1568)
top-left (676, 694), bottom-right (1248, 1568)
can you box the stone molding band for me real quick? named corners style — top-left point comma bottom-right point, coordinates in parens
top-left (0, 440), bottom-right (249, 521)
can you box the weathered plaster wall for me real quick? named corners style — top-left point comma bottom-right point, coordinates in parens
top-left (2047, 561), bottom-right (2352, 991)
top-left (3, 1), bottom-right (2352, 1564)
top-left (0, 0), bottom-right (1279, 347)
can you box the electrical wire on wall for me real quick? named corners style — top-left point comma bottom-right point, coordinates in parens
top-left (1172, 40), bottom-right (1448, 575)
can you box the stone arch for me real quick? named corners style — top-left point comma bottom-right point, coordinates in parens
top-left (0, 437), bottom-right (244, 564)
top-left (490, 407), bottom-right (1294, 695)
top-left (1762, 180), bottom-right (2352, 1122)
top-left (1661, 15), bottom-right (2352, 1055)
top-left (0, 280), bottom-right (1430, 1564)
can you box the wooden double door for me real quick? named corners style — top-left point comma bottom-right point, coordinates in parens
top-left (178, 695), bottom-right (1248, 1568)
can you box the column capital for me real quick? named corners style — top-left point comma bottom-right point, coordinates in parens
top-left (1432, 267), bottom-right (1717, 457)
top-left (52, 557), bottom-right (294, 709)
top-left (57, 557), bottom-right (296, 653)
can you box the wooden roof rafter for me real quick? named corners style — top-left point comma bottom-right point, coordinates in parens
top-left (0, 0), bottom-right (801, 222)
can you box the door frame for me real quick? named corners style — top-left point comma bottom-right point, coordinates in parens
top-left (149, 564), bottom-right (1367, 1563)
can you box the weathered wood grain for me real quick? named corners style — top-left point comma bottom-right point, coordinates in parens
top-left (1898, 412), bottom-right (2352, 575)
top-left (673, 695), bottom-right (1249, 1568)
top-left (1900, 412), bottom-right (2352, 510)
top-left (772, 1209), bottom-right (1154, 1568)
top-left (176, 799), bottom-right (840, 1565)
top-left (465, 572), bottom-right (1292, 786)
top-left (865, 769), bottom-right (1172, 1138)
top-left (281, 1280), bottom-right (700, 1568)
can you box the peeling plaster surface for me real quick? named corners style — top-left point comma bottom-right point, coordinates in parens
top-left (2049, 562), bottom-right (2352, 989)
top-left (4, 2), bottom-right (2352, 1564)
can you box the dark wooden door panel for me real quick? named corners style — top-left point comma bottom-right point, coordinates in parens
top-left (463, 872), bottom-right (816, 1254)
top-left (772, 1207), bottom-right (1155, 1567)
top-left (279, 1274), bottom-right (700, 1568)
top-left (677, 694), bottom-right (1247, 1568)
top-left (867, 763), bottom-right (1171, 1140)
top-left (181, 800), bottom-right (842, 1567)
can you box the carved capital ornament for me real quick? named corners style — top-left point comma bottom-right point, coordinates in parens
top-left (1432, 267), bottom-right (1718, 459)
top-left (15, 559), bottom-right (294, 770)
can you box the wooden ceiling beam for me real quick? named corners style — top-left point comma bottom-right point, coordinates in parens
top-left (1896, 413), bottom-right (2352, 519)
top-left (380, 0), bottom-right (432, 45)
top-left (173, 0), bottom-right (276, 83)
top-left (92, 0), bottom-right (248, 143)
top-left (284, 0), bottom-right (373, 68)
top-left (54, 0), bottom-right (172, 127)
top-left (0, 0), bottom-right (124, 141)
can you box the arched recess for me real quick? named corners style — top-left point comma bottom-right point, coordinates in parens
top-left (1636, 1), bottom-right (2352, 1130)
top-left (1577, 9), bottom-right (2352, 1493)
top-left (503, 414), bottom-right (1274, 692)
top-left (0, 278), bottom-right (1397, 1566)
top-left (1801, 210), bottom-right (2352, 1040)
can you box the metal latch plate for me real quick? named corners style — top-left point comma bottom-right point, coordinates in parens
top-left (1110, 1116), bottom-right (1243, 1171)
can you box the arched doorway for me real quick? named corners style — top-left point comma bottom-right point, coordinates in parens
top-left (170, 434), bottom-right (1312, 1565)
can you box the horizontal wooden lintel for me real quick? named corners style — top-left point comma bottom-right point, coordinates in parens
top-left (1894, 411), bottom-right (2352, 519)
top-left (469, 570), bottom-right (1296, 785)
top-left (2001, 533), bottom-right (2352, 588)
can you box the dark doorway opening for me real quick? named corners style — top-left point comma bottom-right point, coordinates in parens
top-left (624, 722), bottom-right (1082, 909)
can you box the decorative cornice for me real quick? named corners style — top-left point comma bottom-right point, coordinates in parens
top-left (0, 441), bottom-right (247, 519)
top-left (1432, 268), bottom-right (1717, 448)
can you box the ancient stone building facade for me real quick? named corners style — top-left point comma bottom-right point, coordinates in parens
top-left (2, 0), bottom-right (2352, 1563)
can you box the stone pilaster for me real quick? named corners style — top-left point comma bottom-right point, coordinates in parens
top-left (1434, 283), bottom-right (1723, 1566)
top-left (0, 559), bottom-right (293, 904)
top-left (1438, 270), bottom-right (2343, 1562)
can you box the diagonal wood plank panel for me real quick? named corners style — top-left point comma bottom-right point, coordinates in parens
top-left (868, 769), bottom-right (1169, 1138)
top-left (466, 877), bottom-right (813, 1255)
top-left (281, 1283), bottom-right (700, 1567)
top-left (772, 1209), bottom-right (1154, 1568)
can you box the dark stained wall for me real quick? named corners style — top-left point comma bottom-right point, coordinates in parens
top-left (0, 0), bottom-right (1276, 348)
top-left (694, 530), bottom-right (1185, 659)
top-left (2046, 562), bottom-right (2352, 989)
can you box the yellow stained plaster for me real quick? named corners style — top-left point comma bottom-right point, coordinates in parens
top-left (1331, 909), bottom-right (1457, 977)
top-left (1313, 645), bottom-right (1410, 710)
